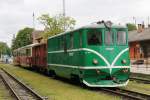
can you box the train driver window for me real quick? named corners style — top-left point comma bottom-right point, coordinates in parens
top-left (117, 31), bottom-right (126, 45)
top-left (88, 30), bottom-right (102, 45)
top-left (105, 31), bottom-right (114, 45)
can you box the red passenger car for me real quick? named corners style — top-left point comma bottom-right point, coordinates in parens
top-left (13, 43), bottom-right (47, 72)
top-left (32, 43), bottom-right (47, 71)
top-left (13, 44), bottom-right (33, 67)
top-left (13, 49), bottom-right (21, 65)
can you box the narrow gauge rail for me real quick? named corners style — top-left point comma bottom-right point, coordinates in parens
top-left (101, 87), bottom-right (150, 100)
top-left (0, 75), bottom-right (12, 100)
top-left (130, 77), bottom-right (150, 84)
top-left (0, 68), bottom-right (46, 100)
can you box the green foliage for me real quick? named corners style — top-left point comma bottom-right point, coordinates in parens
top-left (126, 23), bottom-right (137, 31)
top-left (38, 14), bottom-right (76, 39)
top-left (11, 27), bottom-right (34, 50)
top-left (0, 42), bottom-right (11, 56)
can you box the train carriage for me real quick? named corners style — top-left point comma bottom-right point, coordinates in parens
top-left (13, 44), bottom-right (33, 67)
top-left (32, 43), bottom-right (47, 71)
top-left (13, 21), bottom-right (130, 87)
top-left (13, 43), bottom-right (48, 71)
top-left (13, 49), bottom-right (21, 65)
top-left (47, 21), bottom-right (130, 87)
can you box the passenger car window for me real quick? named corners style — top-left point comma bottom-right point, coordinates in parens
top-left (26, 49), bottom-right (31, 56)
top-left (117, 31), bottom-right (126, 45)
top-left (88, 29), bottom-right (102, 45)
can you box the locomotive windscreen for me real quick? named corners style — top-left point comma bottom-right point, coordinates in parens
top-left (117, 31), bottom-right (127, 45)
top-left (105, 31), bottom-right (114, 45)
top-left (87, 29), bottom-right (102, 45)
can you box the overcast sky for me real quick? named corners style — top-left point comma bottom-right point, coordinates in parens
top-left (0, 0), bottom-right (150, 47)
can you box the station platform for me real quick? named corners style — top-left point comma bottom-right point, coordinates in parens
top-left (131, 64), bottom-right (150, 75)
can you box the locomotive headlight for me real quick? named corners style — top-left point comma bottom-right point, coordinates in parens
top-left (96, 69), bottom-right (101, 74)
top-left (121, 59), bottom-right (127, 64)
top-left (93, 59), bottom-right (98, 65)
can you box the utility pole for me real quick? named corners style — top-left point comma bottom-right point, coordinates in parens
top-left (133, 17), bottom-right (136, 25)
top-left (63, 0), bottom-right (66, 17)
top-left (33, 12), bottom-right (35, 29)
top-left (148, 16), bottom-right (149, 25)
top-left (63, 0), bottom-right (66, 31)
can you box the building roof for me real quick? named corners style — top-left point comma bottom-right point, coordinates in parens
top-left (128, 28), bottom-right (150, 42)
top-left (32, 30), bottom-right (44, 43)
top-left (32, 30), bottom-right (44, 39)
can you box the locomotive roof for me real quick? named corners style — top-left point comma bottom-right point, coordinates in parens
top-left (48, 23), bottom-right (126, 39)
top-left (82, 23), bottom-right (126, 29)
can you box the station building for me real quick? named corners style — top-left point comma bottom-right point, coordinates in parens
top-left (129, 24), bottom-right (150, 64)
top-left (32, 30), bottom-right (44, 43)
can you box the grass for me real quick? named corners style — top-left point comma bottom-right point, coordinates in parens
top-left (0, 84), bottom-right (12, 100)
top-left (0, 64), bottom-right (120, 100)
top-left (0, 74), bottom-right (12, 100)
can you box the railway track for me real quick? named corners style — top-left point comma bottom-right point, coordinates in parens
top-left (0, 75), bottom-right (12, 100)
top-left (0, 68), bottom-right (46, 100)
top-left (130, 77), bottom-right (150, 84)
top-left (101, 87), bottom-right (150, 100)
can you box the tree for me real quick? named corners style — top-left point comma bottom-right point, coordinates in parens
top-left (126, 23), bottom-right (137, 31)
top-left (0, 42), bottom-right (11, 57)
top-left (38, 14), bottom-right (76, 39)
top-left (11, 27), bottom-right (34, 50)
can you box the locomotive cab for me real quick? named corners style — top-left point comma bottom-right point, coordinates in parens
top-left (81, 24), bottom-right (130, 87)
top-left (47, 21), bottom-right (130, 87)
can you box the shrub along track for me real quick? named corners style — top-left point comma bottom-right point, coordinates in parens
top-left (0, 68), bottom-right (46, 100)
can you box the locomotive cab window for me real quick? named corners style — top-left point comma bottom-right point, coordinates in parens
top-left (87, 29), bottom-right (102, 45)
top-left (117, 31), bottom-right (127, 45)
top-left (105, 31), bottom-right (114, 45)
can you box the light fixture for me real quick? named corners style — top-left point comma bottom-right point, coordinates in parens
top-left (93, 59), bottom-right (98, 65)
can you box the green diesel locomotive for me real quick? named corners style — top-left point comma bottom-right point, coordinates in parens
top-left (47, 21), bottom-right (130, 87)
